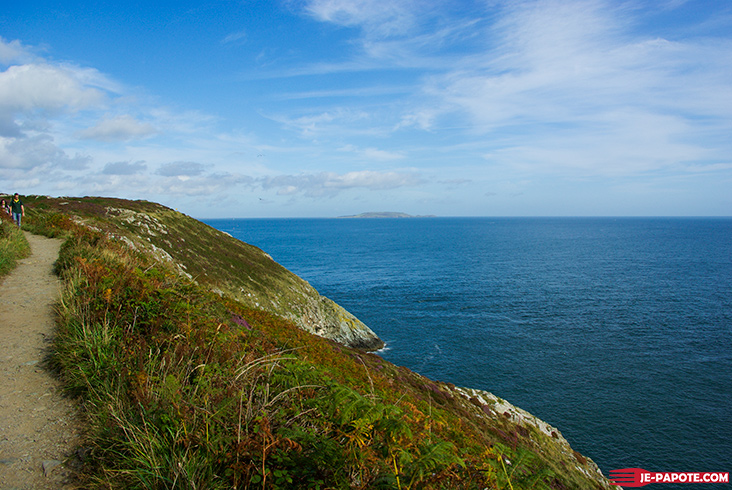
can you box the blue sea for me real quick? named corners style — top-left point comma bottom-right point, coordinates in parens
top-left (205, 217), bottom-right (732, 485)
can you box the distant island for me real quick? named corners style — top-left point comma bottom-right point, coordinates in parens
top-left (338, 211), bottom-right (437, 219)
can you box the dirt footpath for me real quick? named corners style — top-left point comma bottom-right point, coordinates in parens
top-left (0, 232), bottom-right (80, 489)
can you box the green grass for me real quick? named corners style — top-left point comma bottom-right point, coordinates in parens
top-left (22, 196), bottom-right (612, 489)
top-left (50, 231), bottom-right (474, 488)
top-left (0, 214), bottom-right (30, 278)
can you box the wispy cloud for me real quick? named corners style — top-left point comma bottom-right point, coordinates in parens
top-left (157, 161), bottom-right (207, 177)
top-left (222, 30), bottom-right (247, 45)
top-left (268, 107), bottom-right (372, 137)
top-left (303, 0), bottom-right (423, 37)
top-left (338, 144), bottom-right (405, 161)
top-left (78, 115), bottom-right (157, 142)
top-left (261, 170), bottom-right (423, 197)
top-left (434, 1), bottom-right (732, 126)
top-left (400, 1), bottom-right (731, 177)
top-left (0, 133), bottom-right (91, 171)
top-left (275, 84), bottom-right (413, 100)
top-left (102, 160), bottom-right (147, 175)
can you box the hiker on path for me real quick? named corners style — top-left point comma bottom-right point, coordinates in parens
top-left (10, 193), bottom-right (24, 228)
top-left (1, 199), bottom-right (9, 215)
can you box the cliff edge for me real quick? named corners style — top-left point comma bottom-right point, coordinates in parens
top-left (20, 195), bottom-right (614, 489)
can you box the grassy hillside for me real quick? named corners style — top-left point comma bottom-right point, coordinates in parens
top-left (24, 196), bottom-right (383, 350)
top-left (22, 196), bottom-right (613, 489)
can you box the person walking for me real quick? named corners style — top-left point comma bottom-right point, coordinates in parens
top-left (9, 193), bottom-right (24, 228)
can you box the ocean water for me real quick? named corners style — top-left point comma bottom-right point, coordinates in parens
top-left (205, 217), bottom-right (732, 484)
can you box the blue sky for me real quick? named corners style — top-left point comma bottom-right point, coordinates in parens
top-left (1, 0), bottom-right (731, 217)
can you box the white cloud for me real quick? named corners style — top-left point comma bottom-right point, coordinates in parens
top-left (0, 62), bottom-right (111, 160)
top-left (0, 46), bottom-right (124, 181)
top-left (0, 37), bottom-right (33, 64)
top-left (0, 41), bottom-right (224, 194)
top-left (78, 115), bottom-right (157, 142)
top-left (0, 64), bottom-right (107, 115)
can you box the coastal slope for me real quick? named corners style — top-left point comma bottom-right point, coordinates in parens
top-left (31, 196), bottom-right (383, 351)
top-left (21, 195), bottom-right (614, 489)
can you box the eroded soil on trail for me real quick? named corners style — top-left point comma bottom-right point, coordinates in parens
top-left (0, 233), bottom-right (80, 489)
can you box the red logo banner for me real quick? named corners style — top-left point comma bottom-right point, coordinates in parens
top-left (609, 468), bottom-right (729, 487)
